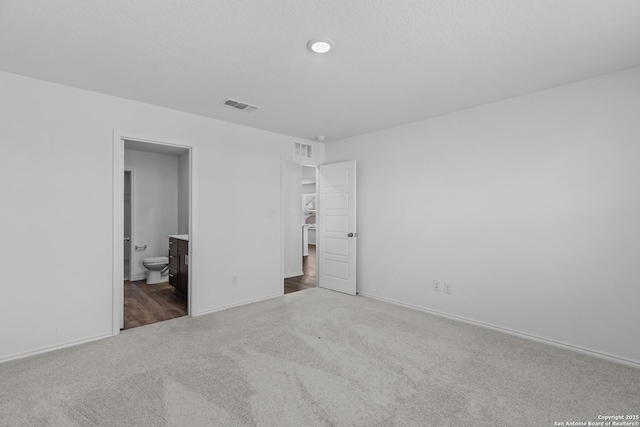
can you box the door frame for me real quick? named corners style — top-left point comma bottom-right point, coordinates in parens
top-left (280, 158), bottom-right (320, 293)
top-left (123, 169), bottom-right (135, 281)
top-left (112, 130), bottom-right (194, 335)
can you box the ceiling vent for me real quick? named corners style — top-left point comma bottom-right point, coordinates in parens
top-left (295, 142), bottom-right (312, 158)
top-left (222, 98), bottom-right (261, 112)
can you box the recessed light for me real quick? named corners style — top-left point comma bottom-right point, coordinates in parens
top-left (307, 37), bottom-right (334, 54)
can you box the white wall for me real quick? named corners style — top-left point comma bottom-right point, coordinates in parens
top-left (308, 228), bottom-right (316, 246)
top-left (325, 67), bottom-right (640, 366)
top-left (125, 149), bottom-right (179, 280)
top-left (302, 180), bottom-right (317, 245)
top-left (302, 165), bottom-right (316, 185)
top-left (0, 71), bottom-right (324, 362)
top-left (283, 161), bottom-right (303, 277)
top-left (178, 151), bottom-right (189, 234)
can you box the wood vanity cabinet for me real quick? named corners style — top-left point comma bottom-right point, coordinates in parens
top-left (168, 237), bottom-right (188, 297)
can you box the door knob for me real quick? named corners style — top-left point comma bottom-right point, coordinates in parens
top-left (348, 232), bottom-right (356, 237)
top-left (124, 237), bottom-right (130, 241)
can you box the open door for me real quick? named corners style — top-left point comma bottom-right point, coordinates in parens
top-left (318, 160), bottom-right (356, 295)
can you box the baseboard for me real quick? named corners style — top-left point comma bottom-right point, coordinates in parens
top-left (284, 271), bottom-right (304, 279)
top-left (0, 332), bottom-right (112, 365)
top-left (194, 292), bottom-right (283, 317)
top-left (358, 292), bottom-right (640, 369)
top-left (128, 274), bottom-right (169, 283)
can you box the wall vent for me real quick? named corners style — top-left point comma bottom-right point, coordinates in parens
top-left (222, 98), bottom-right (261, 112)
top-left (295, 142), bottom-right (312, 158)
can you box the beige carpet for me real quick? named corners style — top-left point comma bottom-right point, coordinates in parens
top-left (1, 288), bottom-right (638, 426)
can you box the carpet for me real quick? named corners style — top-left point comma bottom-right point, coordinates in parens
top-left (1, 288), bottom-right (638, 426)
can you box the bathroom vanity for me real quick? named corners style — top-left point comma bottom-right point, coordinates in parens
top-left (168, 235), bottom-right (188, 297)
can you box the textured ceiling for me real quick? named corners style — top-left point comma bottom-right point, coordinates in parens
top-left (2, 0), bottom-right (640, 142)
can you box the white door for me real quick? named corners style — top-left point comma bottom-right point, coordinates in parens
top-left (318, 160), bottom-right (356, 295)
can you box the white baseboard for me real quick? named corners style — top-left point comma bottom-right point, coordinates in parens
top-left (0, 333), bottom-right (112, 365)
top-left (194, 292), bottom-right (283, 317)
top-left (284, 271), bottom-right (304, 279)
top-left (358, 292), bottom-right (640, 369)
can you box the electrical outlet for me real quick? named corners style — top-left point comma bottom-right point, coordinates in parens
top-left (444, 282), bottom-right (452, 294)
top-left (232, 275), bottom-right (238, 285)
top-left (433, 280), bottom-right (441, 292)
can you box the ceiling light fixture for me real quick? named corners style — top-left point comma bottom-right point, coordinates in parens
top-left (307, 37), bottom-right (334, 54)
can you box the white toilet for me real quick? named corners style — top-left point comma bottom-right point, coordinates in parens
top-left (142, 256), bottom-right (169, 284)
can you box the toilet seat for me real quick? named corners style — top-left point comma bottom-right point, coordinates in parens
top-left (143, 256), bottom-right (169, 265)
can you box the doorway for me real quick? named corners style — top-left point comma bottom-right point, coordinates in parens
top-left (283, 163), bottom-right (318, 294)
top-left (281, 159), bottom-right (357, 295)
top-left (112, 133), bottom-right (193, 335)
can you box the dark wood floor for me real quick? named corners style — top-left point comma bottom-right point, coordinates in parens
top-left (124, 280), bottom-right (187, 330)
top-left (125, 246), bottom-right (314, 329)
top-left (284, 244), bottom-right (317, 294)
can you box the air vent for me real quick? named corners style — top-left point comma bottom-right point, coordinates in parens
top-left (295, 142), bottom-right (312, 158)
top-left (223, 98), bottom-right (261, 112)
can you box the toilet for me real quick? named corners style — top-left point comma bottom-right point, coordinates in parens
top-left (142, 256), bottom-right (169, 284)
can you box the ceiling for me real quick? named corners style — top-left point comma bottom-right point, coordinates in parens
top-left (2, 1), bottom-right (640, 142)
top-left (125, 139), bottom-right (188, 156)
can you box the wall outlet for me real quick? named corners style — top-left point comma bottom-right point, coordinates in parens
top-left (232, 275), bottom-right (238, 285)
top-left (433, 280), bottom-right (441, 292)
top-left (444, 282), bottom-right (452, 294)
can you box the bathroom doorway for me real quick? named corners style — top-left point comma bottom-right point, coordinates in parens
top-left (112, 133), bottom-right (193, 334)
top-left (283, 163), bottom-right (318, 294)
